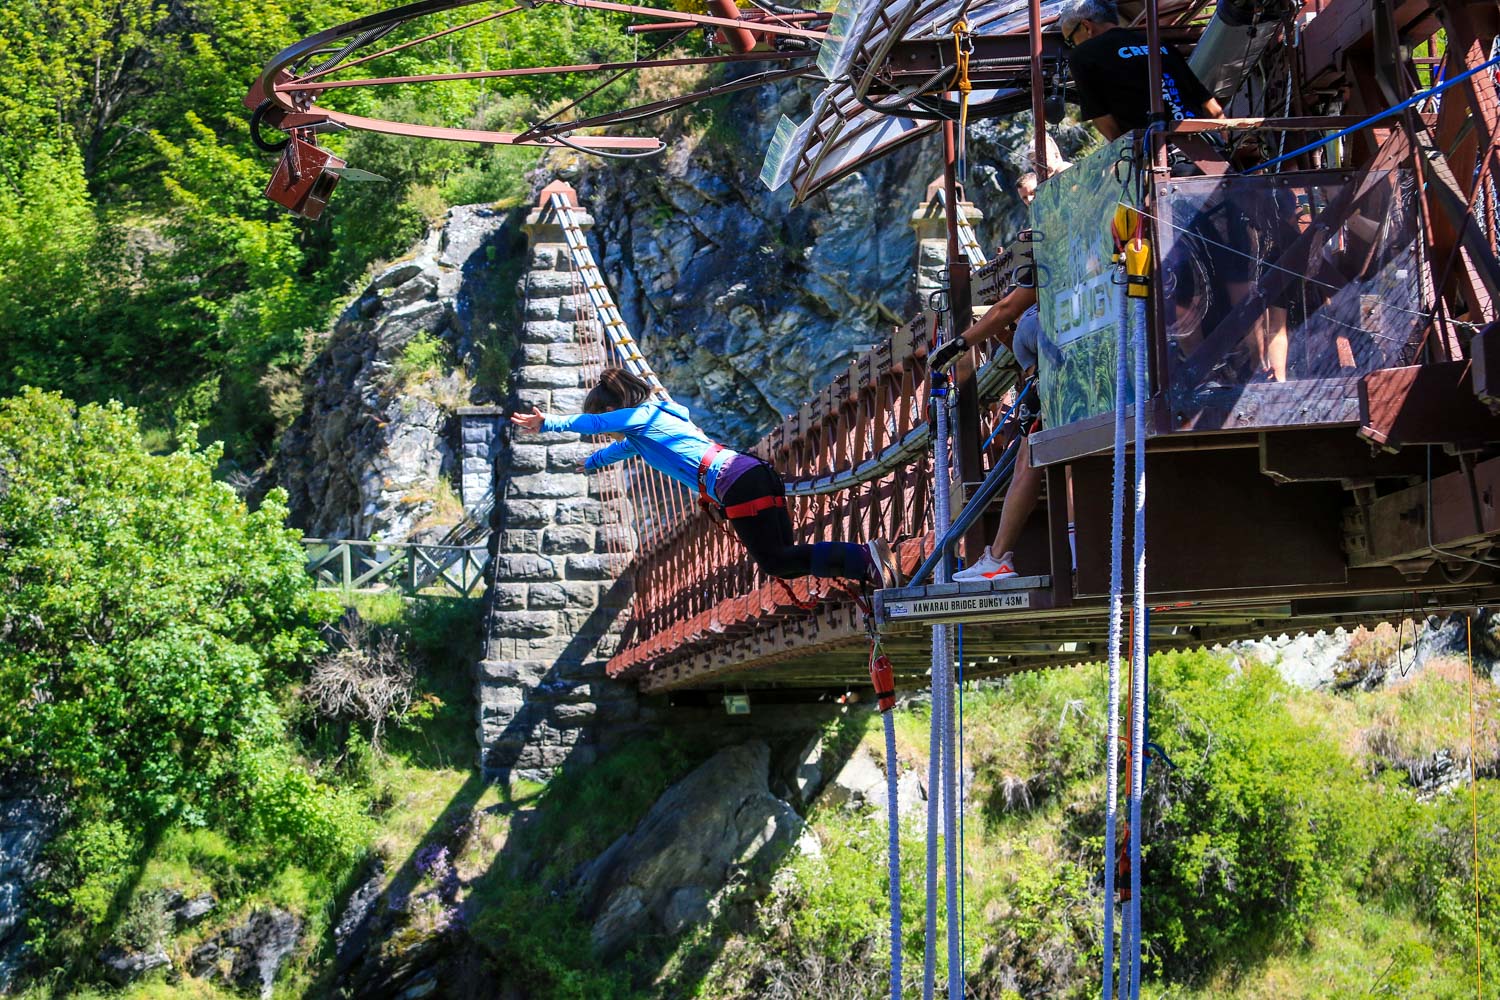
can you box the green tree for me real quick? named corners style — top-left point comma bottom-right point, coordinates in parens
top-left (0, 388), bottom-right (341, 831)
top-left (1142, 651), bottom-right (1370, 977)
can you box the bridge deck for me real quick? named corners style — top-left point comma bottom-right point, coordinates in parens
top-left (629, 574), bottom-right (1500, 696)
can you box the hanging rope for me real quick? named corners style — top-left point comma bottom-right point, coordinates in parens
top-left (957, 622), bottom-right (968, 983)
top-left (942, 619), bottom-right (961, 1000)
top-left (1467, 614), bottom-right (1485, 1000)
top-left (924, 309), bottom-right (963, 997)
top-left (1126, 235), bottom-right (1151, 1000)
top-left (1102, 240), bottom-right (1129, 1000)
top-left (870, 640), bottom-right (903, 1000)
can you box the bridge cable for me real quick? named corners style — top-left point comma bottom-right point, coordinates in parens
top-left (550, 193), bottom-right (665, 393)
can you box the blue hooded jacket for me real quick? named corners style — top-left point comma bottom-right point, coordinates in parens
top-left (541, 397), bottom-right (739, 500)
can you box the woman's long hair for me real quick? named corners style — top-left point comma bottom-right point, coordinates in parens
top-left (583, 367), bottom-right (654, 414)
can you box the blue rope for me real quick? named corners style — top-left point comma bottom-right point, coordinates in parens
top-left (925, 370), bottom-right (956, 1000)
top-left (924, 633), bottom-right (942, 1000)
top-left (1244, 52), bottom-right (1500, 175)
top-left (1127, 294), bottom-right (1150, 1000)
top-left (981, 376), bottom-right (1038, 453)
top-left (884, 708), bottom-right (903, 1000)
top-left (1102, 275), bottom-right (1128, 1000)
top-left (957, 623), bottom-right (967, 982)
top-left (942, 624), bottom-right (961, 1000)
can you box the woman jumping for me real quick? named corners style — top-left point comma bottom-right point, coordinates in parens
top-left (509, 367), bottom-right (899, 591)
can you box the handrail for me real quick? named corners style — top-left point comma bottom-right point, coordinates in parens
top-left (782, 349), bottom-right (1017, 496)
top-left (302, 537), bottom-right (488, 552)
top-left (301, 537), bottom-right (490, 597)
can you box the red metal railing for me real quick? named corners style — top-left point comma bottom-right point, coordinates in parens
top-left (605, 321), bottom-right (940, 680)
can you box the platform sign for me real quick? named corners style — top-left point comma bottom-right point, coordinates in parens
top-left (1033, 133), bottom-right (1142, 429)
top-left (883, 590), bottom-right (1031, 621)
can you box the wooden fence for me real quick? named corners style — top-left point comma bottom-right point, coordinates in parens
top-left (302, 538), bottom-right (490, 598)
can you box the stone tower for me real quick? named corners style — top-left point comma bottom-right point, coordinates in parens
top-left (474, 182), bottom-right (640, 780)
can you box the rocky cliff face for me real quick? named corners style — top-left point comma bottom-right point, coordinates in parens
top-left (569, 78), bottom-right (1050, 446)
top-left (0, 779), bottom-right (61, 992)
top-left (277, 206), bottom-right (516, 541)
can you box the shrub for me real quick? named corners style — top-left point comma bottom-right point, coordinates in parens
top-left (0, 391), bottom-right (362, 956)
top-left (1141, 650), bottom-right (1371, 977)
top-left (391, 332), bottom-right (448, 386)
top-left (305, 613), bottom-right (416, 749)
top-left (0, 390), bottom-right (338, 824)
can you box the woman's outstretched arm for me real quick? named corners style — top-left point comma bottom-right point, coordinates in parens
top-left (584, 438), bottom-right (637, 471)
top-left (509, 403), bottom-right (652, 435)
top-left (541, 405), bottom-right (654, 436)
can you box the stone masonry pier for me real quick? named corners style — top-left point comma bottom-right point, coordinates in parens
top-left (475, 183), bottom-right (641, 779)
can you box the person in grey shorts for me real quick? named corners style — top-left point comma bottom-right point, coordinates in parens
top-left (930, 286), bottom-right (1045, 583)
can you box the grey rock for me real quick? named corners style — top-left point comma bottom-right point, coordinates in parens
top-left (172, 894), bottom-right (216, 927)
top-left (489, 584), bottom-right (528, 610)
top-left (488, 611), bottom-right (557, 639)
top-left (787, 734), bottom-right (824, 808)
top-left (277, 209), bottom-right (509, 542)
top-left (221, 908), bottom-right (303, 999)
top-left (662, 887), bottom-right (711, 935)
top-left (554, 498), bottom-right (607, 525)
top-left (519, 319), bottom-right (577, 344)
top-left (477, 660), bottom-right (550, 684)
top-left (824, 745), bottom-right (886, 809)
top-left (526, 583), bottom-right (569, 610)
top-left (578, 742), bottom-right (802, 955)
top-left (99, 945), bottom-right (171, 986)
top-left (507, 473), bottom-right (589, 499)
top-left (508, 444), bottom-right (548, 473)
top-left (371, 261), bottom-right (425, 291)
top-left (334, 862), bottom-right (386, 974)
top-left (500, 529), bottom-right (541, 551)
top-left (549, 387), bottom-right (590, 413)
top-left (564, 554), bottom-right (624, 580)
top-left (0, 786), bottom-right (62, 993)
top-left (542, 525), bottom-right (594, 554)
top-left (515, 366), bottom-right (579, 389)
top-left (500, 499), bottom-right (557, 526)
top-left (493, 554), bottom-right (559, 582)
top-left (398, 976), bottom-right (439, 999)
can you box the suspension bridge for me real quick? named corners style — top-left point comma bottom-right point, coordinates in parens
top-left (252, 0), bottom-right (1500, 994)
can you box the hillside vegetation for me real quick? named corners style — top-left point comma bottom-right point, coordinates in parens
top-left (0, 0), bottom-right (645, 462)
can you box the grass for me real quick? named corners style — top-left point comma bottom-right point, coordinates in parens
top-left (24, 633), bottom-right (1500, 999)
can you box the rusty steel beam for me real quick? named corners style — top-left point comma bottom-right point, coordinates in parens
top-left (1359, 362), bottom-right (1500, 451)
top-left (1346, 453), bottom-right (1500, 569)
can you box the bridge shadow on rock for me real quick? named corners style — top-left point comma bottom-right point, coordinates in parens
top-left (478, 573), bottom-right (641, 780)
top-left (461, 706), bottom-right (870, 997)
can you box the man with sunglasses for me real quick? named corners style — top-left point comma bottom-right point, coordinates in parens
top-left (1059, 0), bottom-right (1223, 141)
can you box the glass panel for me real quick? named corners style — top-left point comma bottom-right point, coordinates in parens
top-left (1034, 133), bottom-right (1143, 428)
top-left (1156, 168), bottom-right (1423, 430)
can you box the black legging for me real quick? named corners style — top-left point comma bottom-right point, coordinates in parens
top-left (720, 463), bottom-right (871, 582)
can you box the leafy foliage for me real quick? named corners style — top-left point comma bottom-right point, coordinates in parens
top-left (0, 0), bottom-right (643, 462)
top-left (1140, 652), bottom-right (1370, 975)
top-left (0, 390), bottom-right (367, 959)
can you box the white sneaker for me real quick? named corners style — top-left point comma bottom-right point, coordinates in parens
top-left (952, 549), bottom-right (1018, 582)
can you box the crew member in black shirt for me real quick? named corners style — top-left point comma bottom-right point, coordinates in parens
top-left (1059, 0), bottom-right (1223, 140)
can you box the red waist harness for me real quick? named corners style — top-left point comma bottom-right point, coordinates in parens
top-left (697, 444), bottom-right (785, 520)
